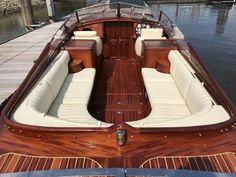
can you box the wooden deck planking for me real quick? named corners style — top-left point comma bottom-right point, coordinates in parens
top-left (1, 152), bottom-right (236, 173)
top-left (90, 58), bottom-right (151, 123)
top-left (139, 152), bottom-right (236, 173)
top-left (0, 22), bottom-right (63, 103)
top-left (0, 153), bottom-right (102, 173)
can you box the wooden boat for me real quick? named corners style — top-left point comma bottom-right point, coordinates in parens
top-left (0, 0), bottom-right (236, 175)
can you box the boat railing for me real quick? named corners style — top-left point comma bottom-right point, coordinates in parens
top-left (158, 10), bottom-right (176, 37)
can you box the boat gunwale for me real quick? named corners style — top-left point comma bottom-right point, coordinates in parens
top-left (0, 8), bottom-right (236, 137)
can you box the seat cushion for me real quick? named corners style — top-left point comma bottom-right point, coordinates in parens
top-left (142, 68), bottom-right (172, 82)
top-left (66, 68), bottom-right (96, 82)
top-left (48, 103), bottom-right (100, 125)
top-left (141, 28), bottom-right (163, 39)
top-left (127, 103), bottom-right (190, 127)
top-left (144, 81), bottom-right (185, 107)
top-left (53, 81), bottom-right (94, 104)
top-left (145, 103), bottom-right (191, 123)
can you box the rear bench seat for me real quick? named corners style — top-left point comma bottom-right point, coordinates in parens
top-left (127, 50), bottom-right (230, 127)
top-left (12, 51), bottom-right (112, 127)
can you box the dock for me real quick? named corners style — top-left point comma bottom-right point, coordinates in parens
top-left (0, 21), bottom-right (63, 104)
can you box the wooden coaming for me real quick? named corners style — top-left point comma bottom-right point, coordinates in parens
top-left (1, 17), bottom-right (235, 133)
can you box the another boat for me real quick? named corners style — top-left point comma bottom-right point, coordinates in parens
top-left (0, 0), bottom-right (236, 176)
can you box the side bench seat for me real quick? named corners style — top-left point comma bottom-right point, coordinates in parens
top-left (127, 50), bottom-right (230, 127)
top-left (12, 50), bottom-right (112, 127)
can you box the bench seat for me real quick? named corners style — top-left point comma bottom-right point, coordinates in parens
top-left (12, 51), bottom-right (112, 128)
top-left (127, 50), bottom-right (230, 127)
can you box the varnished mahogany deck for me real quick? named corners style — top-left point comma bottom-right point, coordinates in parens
top-left (1, 152), bottom-right (236, 173)
top-left (89, 58), bottom-right (151, 123)
top-left (0, 153), bottom-right (101, 173)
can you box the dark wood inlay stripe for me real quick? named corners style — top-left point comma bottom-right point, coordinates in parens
top-left (140, 152), bottom-right (236, 173)
top-left (0, 153), bottom-right (102, 173)
top-left (0, 153), bottom-right (14, 173)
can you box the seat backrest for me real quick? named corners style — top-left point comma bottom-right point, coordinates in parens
top-left (168, 50), bottom-right (212, 114)
top-left (74, 31), bottom-right (97, 37)
top-left (141, 28), bottom-right (164, 39)
top-left (73, 31), bottom-right (103, 56)
top-left (27, 51), bottom-right (70, 117)
top-left (185, 80), bottom-right (212, 114)
top-left (27, 82), bottom-right (54, 117)
top-left (42, 51), bottom-right (70, 98)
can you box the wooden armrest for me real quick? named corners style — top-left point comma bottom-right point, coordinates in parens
top-left (69, 60), bottom-right (83, 73)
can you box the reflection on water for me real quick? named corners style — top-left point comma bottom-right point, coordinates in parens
top-left (216, 6), bottom-right (230, 34)
top-left (0, 0), bottom-right (96, 44)
top-left (151, 3), bottom-right (236, 104)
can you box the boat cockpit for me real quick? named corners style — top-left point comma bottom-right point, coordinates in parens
top-left (2, 2), bottom-right (233, 133)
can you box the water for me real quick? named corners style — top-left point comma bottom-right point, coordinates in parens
top-left (0, 0), bottom-right (95, 44)
top-left (0, 1), bottom-right (235, 105)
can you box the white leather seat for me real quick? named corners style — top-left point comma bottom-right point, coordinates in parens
top-left (144, 81), bottom-right (185, 107)
top-left (127, 50), bottom-right (230, 127)
top-left (48, 103), bottom-right (101, 125)
top-left (12, 50), bottom-right (112, 128)
top-left (66, 68), bottom-right (96, 82)
top-left (73, 31), bottom-right (103, 56)
top-left (135, 28), bottom-right (166, 56)
top-left (27, 82), bottom-right (54, 118)
top-left (142, 68), bottom-right (172, 82)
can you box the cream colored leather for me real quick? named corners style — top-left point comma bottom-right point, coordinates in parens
top-left (141, 28), bottom-right (164, 39)
top-left (53, 80), bottom-right (94, 104)
top-left (48, 104), bottom-right (101, 125)
top-left (144, 81), bottom-right (185, 107)
top-left (73, 31), bottom-right (103, 56)
top-left (27, 82), bottom-right (54, 118)
top-left (12, 50), bottom-right (112, 128)
top-left (135, 28), bottom-right (166, 56)
top-left (185, 80), bottom-right (212, 114)
top-left (127, 50), bottom-right (230, 127)
top-left (66, 68), bottom-right (96, 82)
top-left (142, 68), bottom-right (172, 82)
top-left (73, 31), bottom-right (97, 37)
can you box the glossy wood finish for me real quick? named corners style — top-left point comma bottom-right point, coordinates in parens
top-left (64, 40), bottom-right (96, 68)
top-left (142, 40), bottom-right (177, 73)
top-left (89, 58), bottom-right (151, 123)
top-left (0, 153), bottom-right (101, 173)
top-left (140, 152), bottom-right (236, 173)
top-left (1, 152), bottom-right (236, 174)
top-left (69, 59), bottom-right (83, 73)
top-left (103, 22), bottom-right (135, 59)
top-left (1, 6), bottom-right (236, 174)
